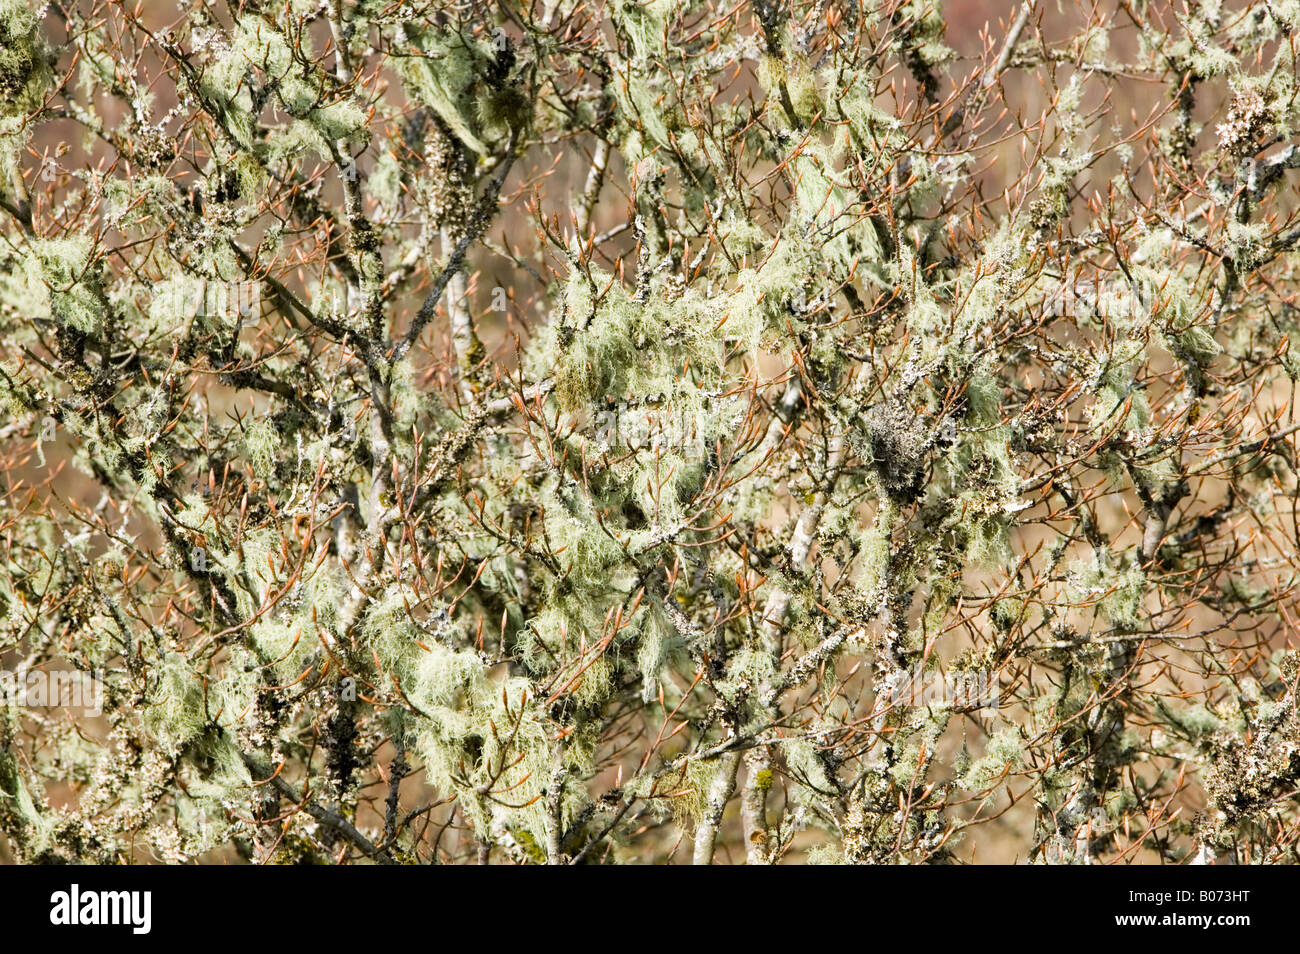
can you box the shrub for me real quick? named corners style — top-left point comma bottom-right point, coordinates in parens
top-left (1, 0), bottom-right (1299, 864)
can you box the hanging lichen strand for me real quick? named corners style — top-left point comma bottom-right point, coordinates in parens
top-left (1, 0), bottom-right (1299, 865)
